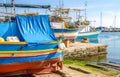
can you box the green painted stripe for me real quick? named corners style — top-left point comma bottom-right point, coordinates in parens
top-left (0, 48), bottom-right (59, 53)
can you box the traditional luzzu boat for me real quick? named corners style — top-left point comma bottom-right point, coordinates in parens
top-left (50, 16), bottom-right (79, 41)
top-left (0, 15), bottom-right (63, 75)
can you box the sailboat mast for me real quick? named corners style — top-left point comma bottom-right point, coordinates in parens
top-left (100, 12), bottom-right (102, 28)
top-left (114, 16), bottom-right (116, 28)
top-left (112, 16), bottom-right (116, 31)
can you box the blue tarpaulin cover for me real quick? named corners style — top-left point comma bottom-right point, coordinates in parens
top-left (0, 22), bottom-right (24, 41)
top-left (0, 22), bottom-right (9, 37)
top-left (0, 15), bottom-right (58, 50)
top-left (16, 15), bottom-right (57, 43)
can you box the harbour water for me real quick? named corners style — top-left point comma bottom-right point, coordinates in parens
top-left (79, 32), bottom-right (120, 65)
top-left (99, 32), bottom-right (120, 65)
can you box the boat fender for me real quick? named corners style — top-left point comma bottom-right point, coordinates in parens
top-left (81, 38), bottom-right (89, 43)
top-left (58, 42), bottom-right (66, 49)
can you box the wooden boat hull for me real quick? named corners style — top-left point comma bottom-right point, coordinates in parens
top-left (0, 57), bottom-right (62, 74)
top-left (76, 31), bottom-right (101, 42)
top-left (0, 43), bottom-right (63, 74)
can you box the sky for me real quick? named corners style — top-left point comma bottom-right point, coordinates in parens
top-left (0, 0), bottom-right (120, 28)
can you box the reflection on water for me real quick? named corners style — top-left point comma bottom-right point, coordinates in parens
top-left (79, 54), bottom-right (107, 63)
top-left (89, 38), bottom-right (99, 43)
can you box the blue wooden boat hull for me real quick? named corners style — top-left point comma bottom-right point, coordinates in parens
top-left (76, 31), bottom-right (101, 41)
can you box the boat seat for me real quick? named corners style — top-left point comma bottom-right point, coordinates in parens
top-left (6, 36), bottom-right (20, 42)
top-left (0, 36), bottom-right (27, 44)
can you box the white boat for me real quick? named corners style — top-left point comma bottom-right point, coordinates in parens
top-left (76, 30), bottom-right (101, 43)
top-left (50, 16), bottom-right (79, 40)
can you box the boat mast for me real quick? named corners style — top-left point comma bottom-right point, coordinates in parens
top-left (62, 0), bottom-right (64, 9)
top-left (114, 16), bottom-right (116, 29)
top-left (59, 0), bottom-right (61, 16)
top-left (58, 0), bottom-right (64, 37)
top-left (3, 0), bottom-right (8, 16)
top-left (112, 16), bottom-right (116, 31)
top-left (11, 0), bottom-right (16, 16)
top-left (84, 1), bottom-right (87, 21)
top-left (84, 1), bottom-right (89, 31)
top-left (59, 0), bottom-right (64, 17)
top-left (100, 12), bottom-right (103, 30)
top-left (100, 12), bottom-right (102, 28)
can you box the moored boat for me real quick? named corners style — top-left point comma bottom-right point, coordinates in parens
top-left (50, 16), bottom-right (79, 41)
top-left (76, 30), bottom-right (101, 42)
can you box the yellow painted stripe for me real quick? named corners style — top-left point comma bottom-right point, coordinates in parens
top-left (0, 41), bottom-right (27, 44)
top-left (0, 41), bottom-right (59, 44)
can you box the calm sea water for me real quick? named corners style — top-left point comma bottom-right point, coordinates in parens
top-left (80, 32), bottom-right (120, 65)
top-left (99, 32), bottom-right (120, 64)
